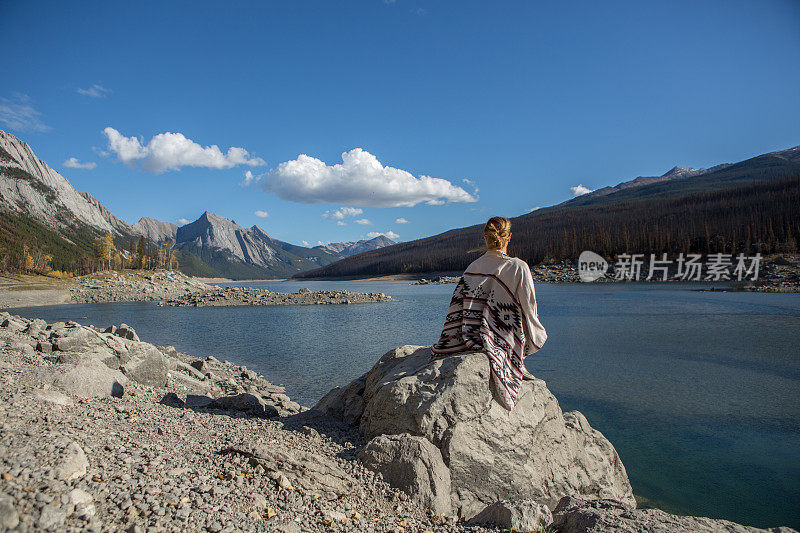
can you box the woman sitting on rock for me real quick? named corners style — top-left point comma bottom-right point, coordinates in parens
top-left (431, 216), bottom-right (548, 410)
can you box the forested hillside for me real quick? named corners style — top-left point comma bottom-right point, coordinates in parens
top-left (295, 174), bottom-right (800, 278)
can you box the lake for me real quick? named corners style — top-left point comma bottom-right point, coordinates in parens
top-left (9, 280), bottom-right (800, 529)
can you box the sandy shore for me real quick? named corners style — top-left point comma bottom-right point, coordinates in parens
top-left (0, 275), bottom-right (74, 308)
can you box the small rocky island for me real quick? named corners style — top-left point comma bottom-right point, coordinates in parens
top-left (161, 287), bottom-right (393, 307)
top-left (1, 312), bottom-right (795, 532)
top-left (68, 271), bottom-right (393, 307)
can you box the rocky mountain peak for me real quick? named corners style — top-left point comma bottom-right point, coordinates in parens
top-left (131, 217), bottom-right (178, 243)
top-left (0, 129), bottom-right (132, 235)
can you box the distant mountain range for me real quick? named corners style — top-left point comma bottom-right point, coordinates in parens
top-left (0, 130), bottom-right (395, 279)
top-left (315, 236), bottom-right (396, 257)
top-left (297, 143), bottom-right (800, 278)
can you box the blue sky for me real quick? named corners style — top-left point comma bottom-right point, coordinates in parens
top-left (1, 0), bottom-right (799, 246)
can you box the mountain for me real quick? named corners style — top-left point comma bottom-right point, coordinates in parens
top-left (0, 130), bottom-right (132, 235)
top-left (564, 144), bottom-right (800, 208)
top-left (295, 143), bottom-right (800, 279)
top-left (0, 130), bottom-right (342, 278)
top-left (131, 217), bottom-right (178, 243)
top-left (314, 235), bottom-right (396, 257)
top-left (173, 212), bottom-right (341, 279)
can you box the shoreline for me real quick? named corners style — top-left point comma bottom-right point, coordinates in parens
top-left (2, 313), bottom-right (795, 531)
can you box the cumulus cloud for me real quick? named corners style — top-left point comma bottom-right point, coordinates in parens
top-left (528, 206), bottom-right (541, 212)
top-left (355, 218), bottom-right (372, 225)
top-left (0, 94), bottom-right (51, 132)
top-left (336, 221), bottom-right (346, 226)
top-left (570, 184), bottom-right (594, 197)
top-left (77, 84), bottom-right (112, 98)
top-left (177, 218), bottom-right (191, 225)
top-left (258, 148), bottom-right (476, 207)
top-left (63, 157), bottom-right (96, 170)
top-left (367, 231), bottom-right (400, 240)
top-left (102, 127), bottom-right (266, 173)
top-left (322, 207), bottom-right (363, 220)
top-left (395, 217), bottom-right (409, 224)
top-left (301, 240), bottom-right (310, 247)
top-left (254, 210), bottom-right (269, 218)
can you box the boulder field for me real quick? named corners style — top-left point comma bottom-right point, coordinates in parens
top-left (1, 312), bottom-right (795, 532)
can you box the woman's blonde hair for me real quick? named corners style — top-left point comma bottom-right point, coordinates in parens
top-left (484, 216), bottom-right (511, 250)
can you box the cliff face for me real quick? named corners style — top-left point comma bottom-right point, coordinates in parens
top-left (0, 129), bottom-right (131, 235)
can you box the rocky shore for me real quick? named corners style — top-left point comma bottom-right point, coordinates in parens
top-left (412, 255), bottom-right (800, 291)
top-left (413, 277), bottom-right (461, 285)
top-left (160, 287), bottom-right (393, 307)
top-left (1, 313), bottom-right (796, 532)
top-left (71, 271), bottom-right (213, 304)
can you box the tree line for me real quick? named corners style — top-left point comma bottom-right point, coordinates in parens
top-left (0, 210), bottom-right (179, 277)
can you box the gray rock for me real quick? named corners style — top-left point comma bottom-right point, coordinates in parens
top-left (551, 496), bottom-right (796, 533)
top-left (33, 388), bottom-right (74, 406)
top-left (229, 444), bottom-right (356, 500)
top-left (36, 340), bottom-right (52, 354)
top-left (0, 493), bottom-right (19, 530)
top-left (37, 504), bottom-right (66, 529)
top-left (120, 344), bottom-right (168, 387)
top-left (115, 323), bottom-right (140, 341)
top-left (468, 499), bottom-right (553, 531)
top-left (214, 393), bottom-right (278, 417)
top-left (53, 358), bottom-right (127, 398)
top-left (159, 392), bottom-right (185, 408)
top-left (55, 441), bottom-right (89, 481)
top-left (358, 434), bottom-right (452, 515)
top-left (190, 359), bottom-right (208, 374)
top-left (185, 394), bottom-right (216, 409)
top-left (313, 372), bottom-right (367, 426)
top-left (314, 346), bottom-right (634, 519)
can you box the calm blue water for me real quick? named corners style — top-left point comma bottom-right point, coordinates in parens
top-left (9, 281), bottom-right (800, 529)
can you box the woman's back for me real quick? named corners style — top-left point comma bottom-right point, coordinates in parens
top-left (431, 249), bottom-right (547, 409)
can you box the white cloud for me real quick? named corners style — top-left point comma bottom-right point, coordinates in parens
top-left (177, 218), bottom-right (191, 225)
top-left (63, 157), bottom-right (96, 170)
top-left (355, 218), bottom-right (372, 225)
top-left (0, 94), bottom-right (51, 133)
top-left (336, 221), bottom-right (347, 226)
top-left (259, 148), bottom-right (477, 207)
top-left (317, 240), bottom-right (325, 245)
top-left (301, 240), bottom-right (310, 247)
top-left (77, 84), bottom-right (112, 98)
top-left (242, 170), bottom-right (262, 186)
top-left (367, 231), bottom-right (400, 240)
top-left (528, 206), bottom-right (541, 212)
top-left (570, 184), bottom-right (594, 197)
top-left (102, 127), bottom-right (266, 174)
top-left (322, 207), bottom-right (363, 220)
top-left (395, 217), bottom-right (409, 224)
top-left (254, 210), bottom-right (269, 218)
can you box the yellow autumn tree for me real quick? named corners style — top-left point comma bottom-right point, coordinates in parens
top-left (94, 233), bottom-right (115, 271)
top-left (24, 253), bottom-right (34, 271)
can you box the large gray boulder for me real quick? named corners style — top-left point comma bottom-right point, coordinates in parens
top-left (214, 393), bottom-right (278, 417)
top-left (315, 346), bottom-right (634, 518)
top-left (551, 496), bottom-right (797, 533)
top-left (52, 358), bottom-right (127, 398)
top-left (468, 499), bottom-right (553, 532)
top-left (358, 433), bottom-right (452, 515)
top-left (120, 344), bottom-right (168, 387)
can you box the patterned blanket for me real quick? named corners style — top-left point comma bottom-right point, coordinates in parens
top-left (431, 272), bottom-right (536, 410)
